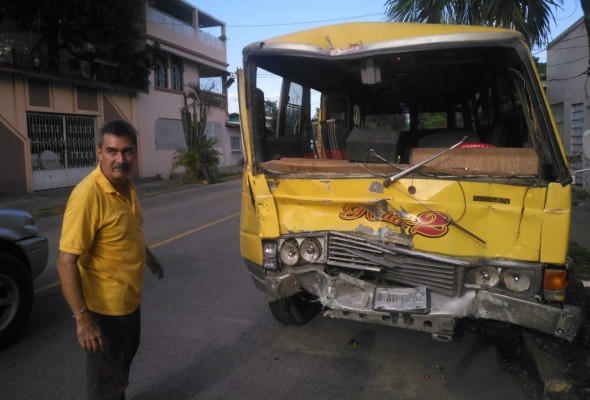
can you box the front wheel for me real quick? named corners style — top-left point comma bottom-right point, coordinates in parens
top-left (269, 292), bottom-right (321, 325)
top-left (0, 252), bottom-right (33, 350)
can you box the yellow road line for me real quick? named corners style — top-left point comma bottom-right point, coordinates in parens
top-left (149, 211), bottom-right (240, 249)
top-left (35, 211), bottom-right (241, 294)
top-left (35, 281), bottom-right (61, 293)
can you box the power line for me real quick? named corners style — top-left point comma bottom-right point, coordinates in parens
top-left (546, 55), bottom-right (588, 67)
top-left (549, 44), bottom-right (588, 50)
top-left (227, 13), bottom-right (383, 28)
top-left (556, 2), bottom-right (578, 20)
top-left (548, 70), bottom-right (587, 81)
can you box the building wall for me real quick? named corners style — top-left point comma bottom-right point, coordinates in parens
top-left (0, 0), bottom-right (232, 193)
top-left (137, 68), bottom-right (186, 178)
top-left (137, 1), bottom-right (235, 178)
top-left (546, 20), bottom-right (590, 187)
top-left (0, 71), bottom-right (138, 194)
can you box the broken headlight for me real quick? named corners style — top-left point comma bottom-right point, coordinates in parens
top-left (262, 234), bottom-right (327, 270)
top-left (300, 238), bottom-right (323, 263)
top-left (280, 239), bottom-right (300, 266)
top-left (467, 266), bottom-right (534, 294)
top-left (502, 268), bottom-right (532, 293)
top-left (470, 266), bottom-right (500, 287)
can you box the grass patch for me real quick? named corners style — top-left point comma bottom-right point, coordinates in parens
top-left (525, 245), bottom-right (590, 399)
top-left (569, 242), bottom-right (590, 279)
top-left (572, 186), bottom-right (590, 205)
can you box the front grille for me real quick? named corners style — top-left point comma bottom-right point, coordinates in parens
top-left (328, 231), bottom-right (469, 296)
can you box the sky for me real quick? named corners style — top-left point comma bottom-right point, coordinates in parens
top-left (188, 0), bottom-right (585, 113)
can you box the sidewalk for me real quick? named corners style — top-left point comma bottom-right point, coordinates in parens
top-left (0, 166), bottom-right (243, 219)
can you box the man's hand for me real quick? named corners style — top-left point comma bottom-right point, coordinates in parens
top-left (56, 251), bottom-right (103, 352)
top-left (75, 314), bottom-right (103, 353)
top-left (146, 247), bottom-right (164, 279)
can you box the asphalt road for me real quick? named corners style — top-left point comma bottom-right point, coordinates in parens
top-left (0, 179), bottom-right (532, 400)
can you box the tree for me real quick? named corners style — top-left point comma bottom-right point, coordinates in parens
top-left (0, 0), bottom-right (151, 89)
top-left (172, 82), bottom-right (224, 183)
top-left (383, 0), bottom-right (563, 49)
top-left (264, 99), bottom-right (278, 130)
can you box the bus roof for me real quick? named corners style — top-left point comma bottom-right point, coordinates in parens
top-left (243, 22), bottom-right (525, 57)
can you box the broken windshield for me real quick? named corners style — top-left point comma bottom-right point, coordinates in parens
top-left (245, 42), bottom-right (565, 183)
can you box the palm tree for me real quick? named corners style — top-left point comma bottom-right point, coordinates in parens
top-left (383, 0), bottom-right (563, 49)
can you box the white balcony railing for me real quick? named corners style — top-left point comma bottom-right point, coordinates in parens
top-left (147, 7), bottom-right (224, 50)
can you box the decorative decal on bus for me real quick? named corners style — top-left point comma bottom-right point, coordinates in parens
top-left (339, 205), bottom-right (451, 238)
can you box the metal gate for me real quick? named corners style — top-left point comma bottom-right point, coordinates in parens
top-left (27, 113), bottom-right (96, 190)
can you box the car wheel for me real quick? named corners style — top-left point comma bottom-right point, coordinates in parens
top-left (269, 291), bottom-right (321, 325)
top-left (0, 252), bottom-right (33, 350)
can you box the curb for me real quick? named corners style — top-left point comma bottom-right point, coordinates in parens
top-left (26, 173), bottom-right (242, 220)
top-left (521, 332), bottom-right (572, 399)
top-left (31, 206), bottom-right (67, 220)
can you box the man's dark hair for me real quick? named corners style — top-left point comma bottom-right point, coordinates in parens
top-left (97, 120), bottom-right (138, 148)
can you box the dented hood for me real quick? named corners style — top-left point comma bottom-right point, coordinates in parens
top-left (263, 176), bottom-right (569, 264)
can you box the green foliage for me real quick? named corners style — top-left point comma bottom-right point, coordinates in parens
top-left (172, 141), bottom-right (219, 183)
top-left (533, 57), bottom-right (547, 75)
top-left (0, 0), bottom-right (152, 89)
top-left (569, 242), bottom-right (590, 278)
top-left (383, 0), bottom-right (563, 48)
top-left (172, 82), bottom-right (224, 183)
top-left (419, 113), bottom-right (447, 130)
top-left (264, 99), bottom-right (278, 130)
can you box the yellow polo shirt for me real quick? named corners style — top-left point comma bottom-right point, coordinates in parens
top-left (59, 165), bottom-right (146, 315)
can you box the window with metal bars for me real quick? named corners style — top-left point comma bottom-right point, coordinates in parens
top-left (27, 113), bottom-right (96, 170)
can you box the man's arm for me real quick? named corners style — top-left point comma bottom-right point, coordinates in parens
top-left (56, 251), bottom-right (103, 352)
top-left (146, 247), bottom-right (164, 279)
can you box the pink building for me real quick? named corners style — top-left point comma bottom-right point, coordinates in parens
top-left (0, 0), bottom-right (240, 194)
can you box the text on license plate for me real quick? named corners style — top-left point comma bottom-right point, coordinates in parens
top-left (372, 286), bottom-right (429, 312)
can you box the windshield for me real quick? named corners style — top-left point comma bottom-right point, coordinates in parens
top-left (244, 40), bottom-right (566, 183)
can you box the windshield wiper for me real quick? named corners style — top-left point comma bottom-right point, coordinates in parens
top-left (383, 136), bottom-right (467, 187)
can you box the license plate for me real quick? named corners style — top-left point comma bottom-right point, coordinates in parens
top-left (373, 286), bottom-right (429, 313)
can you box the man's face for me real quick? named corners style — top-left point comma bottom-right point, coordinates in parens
top-left (96, 133), bottom-right (136, 185)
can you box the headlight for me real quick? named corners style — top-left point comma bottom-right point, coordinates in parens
top-left (502, 269), bottom-right (532, 292)
top-left (472, 266), bottom-right (500, 287)
top-left (280, 239), bottom-right (300, 266)
top-left (300, 238), bottom-right (322, 263)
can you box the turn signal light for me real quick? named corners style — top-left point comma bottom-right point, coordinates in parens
top-left (544, 269), bottom-right (568, 290)
top-left (544, 269), bottom-right (568, 302)
top-left (262, 242), bottom-right (278, 270)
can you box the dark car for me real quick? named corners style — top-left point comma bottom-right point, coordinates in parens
top-left (0, 208), bottom-right (48, 349)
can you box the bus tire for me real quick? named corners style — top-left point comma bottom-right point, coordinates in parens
top-left (269, 292), bottom-right (321, 325)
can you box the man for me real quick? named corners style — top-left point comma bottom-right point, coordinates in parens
top-left (57, 120), bottom-right (164, 400)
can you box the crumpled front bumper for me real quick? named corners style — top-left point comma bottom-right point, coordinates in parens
top-left (250, 262), bottom-right (583, 341)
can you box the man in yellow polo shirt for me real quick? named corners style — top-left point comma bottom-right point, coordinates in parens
top-left (57, 120), bottom-right (163, 400)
